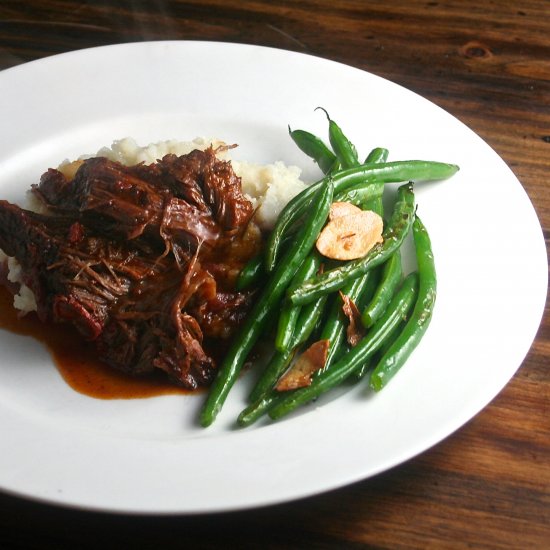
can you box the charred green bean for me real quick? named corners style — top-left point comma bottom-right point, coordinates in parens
top-left (362, 251), bottom-right (403, 327)
top-left (370, 216), bottom-right (437, 391)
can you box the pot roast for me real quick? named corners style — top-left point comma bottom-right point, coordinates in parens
top-left (0, 148), bottom-right (261, 389)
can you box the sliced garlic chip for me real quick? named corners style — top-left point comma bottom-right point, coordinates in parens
top-left (275, 339), bottom-right (329, 392)
top-left (316, 208), bottom-right (383, 261)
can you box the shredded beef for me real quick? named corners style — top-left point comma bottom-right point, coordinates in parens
top-left (0, 148), bottom-right (261, 389)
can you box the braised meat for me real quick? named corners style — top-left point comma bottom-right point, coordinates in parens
top-left (0, 148), bottom-right (261, 389)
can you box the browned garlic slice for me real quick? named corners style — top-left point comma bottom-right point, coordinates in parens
top-left (316, 206), bottom-right (383, 260)
top-left (340, 292), bottom-right (365, 346)
top-left (275, 339), bottom-right (329, 391)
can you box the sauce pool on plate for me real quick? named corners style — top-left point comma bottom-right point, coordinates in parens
top-left (0, 286), bottom-right (191, 399)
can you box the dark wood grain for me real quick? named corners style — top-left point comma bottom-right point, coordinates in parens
top-left (0, 1), bottom-right (548, 548)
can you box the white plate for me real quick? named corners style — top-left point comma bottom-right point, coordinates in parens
top-left (0, 41), bottom-right (546, 514)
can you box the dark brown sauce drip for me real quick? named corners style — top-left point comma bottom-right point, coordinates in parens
top-left (0, 286), bottom-right (192, 399)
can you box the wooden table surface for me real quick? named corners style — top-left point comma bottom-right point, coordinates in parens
top-left (0, 1), bottom-right (548, 548)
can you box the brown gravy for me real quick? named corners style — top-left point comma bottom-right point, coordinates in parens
top-left (0, 287), bottom-right (191, 399)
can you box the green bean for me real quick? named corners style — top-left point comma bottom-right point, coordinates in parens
top-left (240, 278), bottom-right (339, 425)
top-left (362, 251), bottom-right (403, 327)
top-left (370, 216), bottom-right (437, 391)
top-left (363, 152), bottom-right (388, 216)
top-left (364, 196), bottom-right (384, 216)
top-left (316, 107), bottom-right (359, 169)
top-left (199, 181), bottom-right (334, 427)
top-left (361, 151), bottom-right (387, 213)
top-left (248, 352), bottom-right (294, 405)
top-left (268, 271), bottom-right (419, 420)
top-left (275, 253), bottom-right (321, 352)
top-left (288, 127), bottom-right (337, 175)
top-left (333, 181), bottom-right (384, 207)
top-left (354, 318), bottom-right (404, 380)
top-left (364, 147), bottom-right (389, 164)
top-left (239, 313), bottom-right (315, 426)
top-left (288, 182), bottom-right (416, 306)
top-left (249, 291), bottom-right (328, 403)
top-left (238, 271), bottom-right (376, 427)
top-left (238, 393), bottom-right (284, 427)
top-left (235, 254), bottom-right (264, 291)
top-left (265, 160), bottom-right (458, 272)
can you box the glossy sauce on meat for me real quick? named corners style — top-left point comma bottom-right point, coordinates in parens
top-left (0, 286), bottom-right (189, 398)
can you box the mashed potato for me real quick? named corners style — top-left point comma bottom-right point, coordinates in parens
top-left (0, 248), bottom-right (38, 314)
top-left (3, 137), bottom-right (309, 313)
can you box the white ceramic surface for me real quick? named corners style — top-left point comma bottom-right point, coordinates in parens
top-left (0, 41), bottom-right (546, 514)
